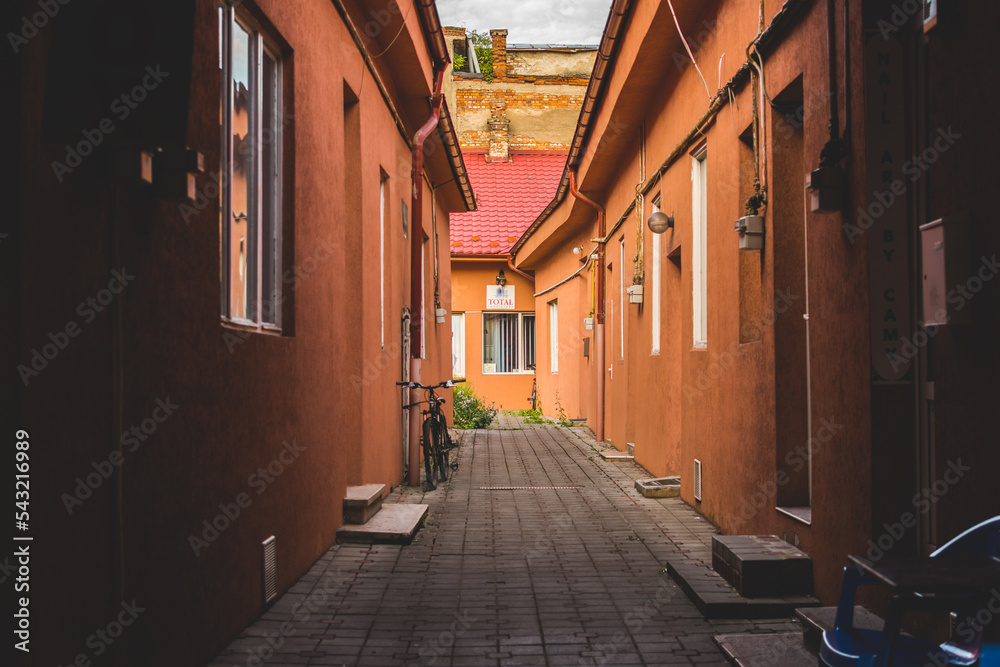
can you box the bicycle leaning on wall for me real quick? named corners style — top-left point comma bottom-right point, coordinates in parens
top-left (398, 380), bottom-right (458, 490)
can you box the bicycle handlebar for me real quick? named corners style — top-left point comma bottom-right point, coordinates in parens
top-left (395, 380), bottom-right (455, 390)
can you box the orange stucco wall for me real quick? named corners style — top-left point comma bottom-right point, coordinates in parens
top-left (12, 1), bottom-right (462, 664)
top-left (450, 259), bottom-right (536, 410)
top-left (517, 0), bottom-right (889, 606)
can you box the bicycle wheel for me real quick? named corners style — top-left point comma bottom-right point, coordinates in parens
top-left (421, 418), bottom-right (436, 490)
top-left (431, 418), bottom-right (448, 484)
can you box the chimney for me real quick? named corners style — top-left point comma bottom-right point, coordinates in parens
top-left (490, 29), bottom-right (507, 81)
top-left (487, 97), bottom-right (510, 162)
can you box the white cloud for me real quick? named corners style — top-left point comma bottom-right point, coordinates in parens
top-left (436, 0), bottom-right (609, 45)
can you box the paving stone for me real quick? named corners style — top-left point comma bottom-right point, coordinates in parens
top-left (210, 420), bottom-right (809, 666)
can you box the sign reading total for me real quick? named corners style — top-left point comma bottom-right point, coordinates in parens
top-left (486, 285), bottom-right (515, 310)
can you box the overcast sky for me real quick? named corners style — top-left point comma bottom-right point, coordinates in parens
top-left (436, 0), bottom-right (610, 45)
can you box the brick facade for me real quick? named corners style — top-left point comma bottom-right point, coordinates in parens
top-left (445, 27), bottom-right (594, 154)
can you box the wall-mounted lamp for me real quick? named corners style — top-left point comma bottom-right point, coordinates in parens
top-left (495, 269), bottom-right (506, 286)
top-left (647, 211), bottom-right (674, 234)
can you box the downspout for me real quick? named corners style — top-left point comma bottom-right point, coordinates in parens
top-left (506, 255), bottom-right (532, 281)
top-left (408, 65), bottom-right (445, 486)
top-left (569, 170), bottom-right (606, 442)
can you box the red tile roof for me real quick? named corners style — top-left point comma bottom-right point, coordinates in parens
top-left (450, 152), bottom-right (567, 255)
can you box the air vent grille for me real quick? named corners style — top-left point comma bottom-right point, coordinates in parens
top-left (693, 459), bottom-right (702, 501)
top-left (262, 536), bottom-right (277, 604)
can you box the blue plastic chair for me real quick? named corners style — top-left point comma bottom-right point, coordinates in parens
top-left (821, 516), bottom-right (1000, 667)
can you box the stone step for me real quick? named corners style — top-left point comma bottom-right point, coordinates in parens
top-left (635, 476), bottom-right (681, 498)
top-left (715, 633), bottom-right (816, 667)
top-left (665, 557), bottom-right (820, 619)
top-left (598, 449), bottom-right (634, 461)
top-left (343, 484), bottom-right (386, 525)
top-left (336, 503), bottom-right (428, 544)
top-left (796, 606), bottom-right (886, 656)
top-left (712, 535), bottom-right (813, 598)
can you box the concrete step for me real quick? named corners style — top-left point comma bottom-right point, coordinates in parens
top-left (343, 484), bottom-right (386, 525)
top-left (598, 449), bottom-right (634, 461)
top-left (336, 503), bottom-right (428, 544)
top-left (712, 535), bottom-right (813, 598)
top-left (715, 633), bottom-right (816, 667)
top-left (665, 558), bottom-right (820, 619)
top-left (796, 606), bottom-right (886, 656)
top-left (635, 476), bottom-right (681, 498)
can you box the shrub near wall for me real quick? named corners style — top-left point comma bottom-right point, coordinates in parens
top-left (453, 383), bottom-right (498, 429)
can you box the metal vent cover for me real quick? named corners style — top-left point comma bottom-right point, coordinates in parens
top-left (262, 536), bottom-right (277, 604)
top-left (693, 459), bottom-right (702, 501)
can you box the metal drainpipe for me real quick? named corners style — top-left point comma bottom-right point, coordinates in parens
top-left (568, 170), bottom-right (606, 442)
top-left (408, 66), bottom-right (445, 486)
top-left (506, 255), bottom-right (532, 281)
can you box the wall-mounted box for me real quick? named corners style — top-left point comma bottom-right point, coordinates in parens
top-left (734, 215), bottom-right (764, 250)
top-left (627, 284), bottom-right (643, 304)
top-left (920, 217), bottom-right (970, 326)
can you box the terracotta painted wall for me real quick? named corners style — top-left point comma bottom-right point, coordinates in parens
top-left (451, 259), bottom-right (535, 410)
top-left (515, 0), bottom-right (882, 604)
top-left (10, 0), bottom-right (462, 664)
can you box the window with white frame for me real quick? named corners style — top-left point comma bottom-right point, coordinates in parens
top-left (692, 146), bottom-right (708, 348)
top-left (452, 313), bottom-right (465, 378)
top-left (380, 170), bottom-right (387, 348)
top-left (483, 312), bottom-right (535, 374)
top-left (651, 198), bottom-right (661, 355)
top-left (619, 237), bottom-right (625, 359)
top-left (219, 3), bottom-right (284, 328)
top-left (549, 300), bottom-right (559, 374)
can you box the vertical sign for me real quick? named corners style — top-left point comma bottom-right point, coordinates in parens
top-left (864, 33), bottom-right (911, 380)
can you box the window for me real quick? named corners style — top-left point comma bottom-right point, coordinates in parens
top-left (692, 146), bottom-right (708, 348)
top-left (549, 300), bottom-right (559, 374)
top-left (380, 171), bottom-right (387, 348)
top-left (452, 313), bottom-right (465, 378)
top-left (219, 4), bottom-right (284, 328)
top-left (651, 199), bottom-right (661, 355)
top-left (619, 237), bottom-right (625, 359)
top-left (483, 312), bottom-right (535, 374)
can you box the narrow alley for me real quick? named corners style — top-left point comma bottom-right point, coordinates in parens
top-left (209, 421), bottom-right (797, 667)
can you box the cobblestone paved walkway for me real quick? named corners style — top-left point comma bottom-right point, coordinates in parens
top-left (209, 422), bottom-right (798, 667)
